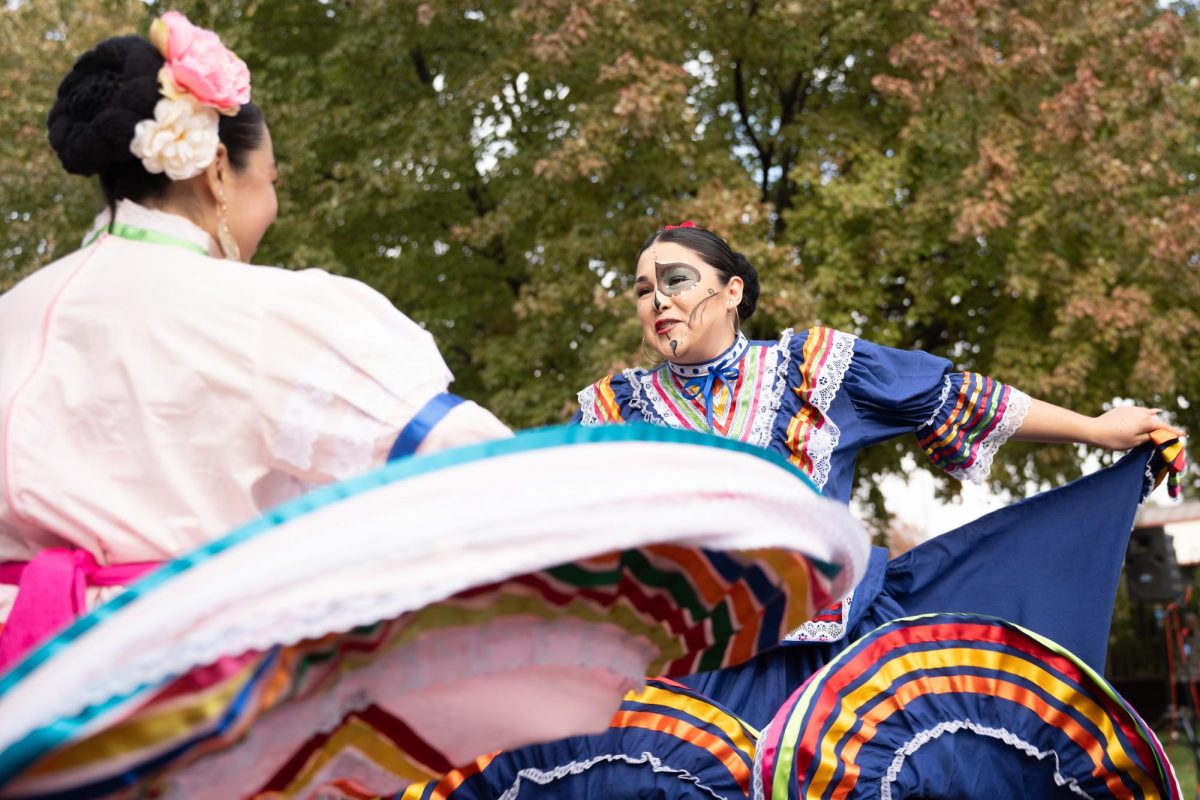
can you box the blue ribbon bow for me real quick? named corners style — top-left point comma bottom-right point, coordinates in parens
top-left (682, 363), bottom-right (740, 432)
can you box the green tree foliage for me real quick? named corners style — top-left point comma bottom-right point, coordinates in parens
top-left (0, 0), bottom-right (149, 292)
top-left (3, 0), bottom-right (1197, 504)
top-left (793, 0), bottom-right (1200, 496)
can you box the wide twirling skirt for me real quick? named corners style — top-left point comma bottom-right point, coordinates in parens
top-left (0, 425), bottom-right (868, 799)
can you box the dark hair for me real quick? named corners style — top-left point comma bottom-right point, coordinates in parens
top-left (638, 225), bottom-right (761, 322)
top-left (47, 35), bottom-right (265, 211)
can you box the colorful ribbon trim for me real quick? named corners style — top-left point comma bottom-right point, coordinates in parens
top-left (1150, 429), bottom-right (1187, 499)
top-left (0, 424), bottom-right (825, 785)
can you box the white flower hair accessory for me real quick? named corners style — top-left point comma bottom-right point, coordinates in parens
top-left (128, 11), bottom-right (252, 181)
top-left (130, 98), bottom-right (221, 181)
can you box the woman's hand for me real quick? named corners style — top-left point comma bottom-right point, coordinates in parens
top-left (1085, 406), bottom-right (1185, 451)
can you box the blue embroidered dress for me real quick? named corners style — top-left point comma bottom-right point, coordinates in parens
top-left (576, 326), bottom-right (1031, 643)
top-left (576, 327), bottom-right (1030, 507)
top-left (575, 333), bottom-right (1168, 751)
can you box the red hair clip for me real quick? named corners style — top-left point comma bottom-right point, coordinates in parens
top-left (663, 220), bottom-right (697, 230)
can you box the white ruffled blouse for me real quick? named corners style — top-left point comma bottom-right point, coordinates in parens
top-left (0, 201), bottom-right (507, 616)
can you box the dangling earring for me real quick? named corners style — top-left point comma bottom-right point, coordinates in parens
top-left (215, 188), bottom-right (241, 262)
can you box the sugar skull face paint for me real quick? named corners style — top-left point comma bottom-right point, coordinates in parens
top-left (635, 240), bottom-right (744, 364)
top-left (655, 261), bottom-right (702, 297)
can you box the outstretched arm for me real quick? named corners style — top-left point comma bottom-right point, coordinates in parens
top-left (1013, 399), bottom-right (1184, 450)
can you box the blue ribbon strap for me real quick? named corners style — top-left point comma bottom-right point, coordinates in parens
top-left (682, 364), bottom-right (739, 431)
top-left (388, 393), bottom-right (466, 461)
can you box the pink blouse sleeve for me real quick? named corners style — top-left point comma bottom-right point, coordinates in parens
top-left (254, 268), bottom-right (456, 484)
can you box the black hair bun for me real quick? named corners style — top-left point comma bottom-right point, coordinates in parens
top-left (47, 36), bottom-right (163, 176)
top-left (732, 251), bottom-right (760, 322)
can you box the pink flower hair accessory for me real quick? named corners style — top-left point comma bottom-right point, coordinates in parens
top-left (149, 11), bottom-right (251, 114)
top-left (130, 11), bottom-right (252, 182)
top-left (663, 221), bottom-right (698, 230)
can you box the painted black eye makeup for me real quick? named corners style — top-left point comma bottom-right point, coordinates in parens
top-left (655, 261), bottom-right (702, 297)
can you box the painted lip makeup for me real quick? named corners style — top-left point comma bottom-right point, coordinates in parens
top-left (655, 319), bottom-right (680, 336)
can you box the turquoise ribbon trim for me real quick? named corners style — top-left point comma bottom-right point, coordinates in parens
top-left (0, 423), bottom-right (825, 782)
top-left (83, 221), bottom-right (209, 256)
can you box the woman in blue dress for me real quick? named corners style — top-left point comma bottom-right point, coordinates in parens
top-left (574, 221), bottom-right (1184, 728)
top-left (378, 224), bottom-right (1185, 799)
top-left (576, 221), bottom-right (1174, 505)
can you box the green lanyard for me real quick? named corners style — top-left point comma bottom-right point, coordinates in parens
top-left (83, 220), bottom-right (209, 256)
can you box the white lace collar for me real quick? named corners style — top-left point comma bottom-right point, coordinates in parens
top-left (84, 199), bottom-right (219, 257)
top-left (667, 333), bottom-right (749, 380)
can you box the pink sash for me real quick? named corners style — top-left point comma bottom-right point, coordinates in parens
top-left (0, 548), bottom-right (161, 670)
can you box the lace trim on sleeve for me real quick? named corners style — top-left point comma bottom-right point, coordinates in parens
top-left (274, 374), bottom-right (336, 472)
top-left (271, 352), bottom-right (394, 480)
top-left (789, 329), bottom-right (856, 492)
top-left (577, 385), bottom-right (600, 426)
top-left (922, 375), bottom-right (954, 429)
top-left (812, 331), bottom-right (857, 416)
top-left (949, 387), bottom-right (1031, 485)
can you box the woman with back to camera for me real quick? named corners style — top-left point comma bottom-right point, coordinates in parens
top-left (0, 12), bottom-right (509, 668)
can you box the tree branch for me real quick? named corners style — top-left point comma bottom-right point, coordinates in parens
top-left (778, 72), bottom-right (804, 125)
top-left (410, 47), bottom-right (435, 89)
top-left (732, 59), bottom-right (773, 200)
top-left (731, 60), bottom-right (767, 161)
top-left (769, 22), bottom-right (837, 228)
